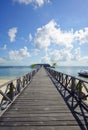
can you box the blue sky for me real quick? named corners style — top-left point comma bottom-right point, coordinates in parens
top-left (0, 0), bottom-right (88, 66)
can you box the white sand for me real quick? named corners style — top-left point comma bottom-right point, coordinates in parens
top-left (0, 79), bottom-right (11, 85)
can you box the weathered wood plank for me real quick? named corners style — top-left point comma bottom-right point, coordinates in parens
top-left (0, 126), bottom-right (81, 130)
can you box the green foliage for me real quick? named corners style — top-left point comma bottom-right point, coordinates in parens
top-left (52, 62), bottom-right (57, 67)
top-left (30, 64), bottom-right (36, 68)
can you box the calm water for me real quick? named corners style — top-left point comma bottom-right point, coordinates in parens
top-left (54, 66), bottom-right (88, 82)
top-left (0, 66), bottom-right (88, 82)
top-left (0, 66), bottom-right (33, 80)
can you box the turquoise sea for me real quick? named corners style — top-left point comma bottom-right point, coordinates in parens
top-left (0, 66), bottom-right (33, 80)
top-left (54, 66), bottom-right (88, 82)
top-left (0, 66), bottom-right (88, 82)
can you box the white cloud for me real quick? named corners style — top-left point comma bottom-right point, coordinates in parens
top-left (41, 55), bottom-right (51, 64)
top-left (50, 48), bottom-right (72, 62)
top-left (0, 58), bottom-right (6, 63)
top-left (9, 46), bottom-right (30, 60)
top-left (44, 47), bottom-right (88, 66)
top-left (60, 49), bottom-right (72, 61)
top-left (9, 50), bottom-right (21, 60)
top-left (33, 19), bottom-right (88, 66)
top-left (40, 48), bottom-right (73, 64)
top-left (34, 20), bottom-right (88, 52)
top-left (32, 48), bottom-right (40, 55)
top-left (73, 47), bottom-right (81, 61)
top-left (73, 47), bottom-right (88, 63)
top-left (34, 20), bottom-right (56, 50)
top-left (50, 47), bottom-right (88, 64)
top-left (34, 28), bottom-right (51, 50)
top-left (8, 27), bottom-right (18, 42)
top-left (50, 50), bottom-right (62, 61)
top-left (14, 0), bottom-right (50, 7)
top-left (0, 44), bottom-right (7, 50)
top-left (74, 28), bottom-right (88, 44)
top-left (34, 20), bottom-right (74, 50)
top-left (29, 33), bottom-right (33, 42)
top-left (20, 46), bottom-right (30, 57)
top-left (80, 56), bottom-right (88, 61)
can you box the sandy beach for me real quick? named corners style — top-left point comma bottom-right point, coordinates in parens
top-left (0, 79), bottom-right (11, 86)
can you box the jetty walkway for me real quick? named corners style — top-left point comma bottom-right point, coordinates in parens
top-left (0, 67), bottom-right (88, 130)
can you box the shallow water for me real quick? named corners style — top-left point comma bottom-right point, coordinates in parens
top-left (0, 66), bottom-right (88, 82)
top-left (54, 66), bottom-right (88, 82)
top-left (0, 66), bottom-right (33, 80)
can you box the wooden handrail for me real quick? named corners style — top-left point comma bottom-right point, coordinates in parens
top-left (0, 68), bottom-right (39, 113)
top-left (46, 67), bottom-right (88, 111)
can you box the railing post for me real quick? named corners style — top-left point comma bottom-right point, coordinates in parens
top-left (56, 71), bottom-right (58, 80)
top-left (23, 76), bottom-right (26, 88)
top-left (8, 82), bottom-right (14, 101)
top-left (71, 77), bottom-right (76, 95)
top-left (65, 75), bottom-right (68, 87)
top-left (59, 73), bottom-right (61, 82)
top-left (61, 73), bottom-right (63, 84)
top-left (16, 79), bottom-right (21, 93)
top-left (25, 74), bottom-right (28, 85)
top-left (77, 81), bottom-right (83, 101)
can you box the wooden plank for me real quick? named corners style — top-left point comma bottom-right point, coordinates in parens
top-left (0, 126), bottom-right (82, 130)
top-left (0, 67), bottom-right (84, 130)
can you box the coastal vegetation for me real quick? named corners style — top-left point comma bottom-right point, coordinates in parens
top-left (30, 64), bottom-right (36, 68)
top-left (30, 64), bottom-right (51, 68)
top-left (52, 62), bottom-right (57, 68)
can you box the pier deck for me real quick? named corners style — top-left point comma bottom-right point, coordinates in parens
top-left (0, 67), bottom-right (83, 130)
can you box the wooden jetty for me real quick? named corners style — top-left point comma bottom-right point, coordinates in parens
top-left (0, 67), bottom-right (88, 130)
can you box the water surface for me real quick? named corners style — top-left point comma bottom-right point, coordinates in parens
top-left (54, 66), bottom-right (88, 82)
top-left (0, 66), bottom-right (33, 80)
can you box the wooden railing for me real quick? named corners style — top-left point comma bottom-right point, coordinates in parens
top-left (46, 67), bottom-right (88, 110)
top-left (0, 68), bottom-right (39, 115)
top-left (47, 68), bottom-right (88, 107)
top-left (46, 67), bottom-right (88, 129)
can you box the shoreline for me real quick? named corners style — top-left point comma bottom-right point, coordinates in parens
top-left (0, 79), bottom-right (12, 86)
